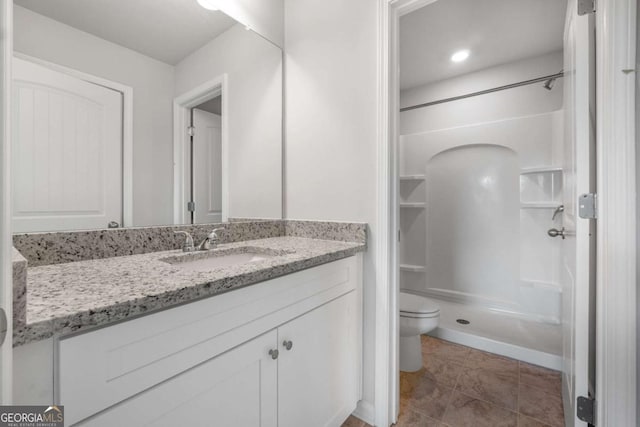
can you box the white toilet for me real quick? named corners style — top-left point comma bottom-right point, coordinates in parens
top-left (399, 291), bottom-right (440, 372)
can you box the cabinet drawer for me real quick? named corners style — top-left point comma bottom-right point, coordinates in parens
top-left (58, 256), bottom-right (359, 425)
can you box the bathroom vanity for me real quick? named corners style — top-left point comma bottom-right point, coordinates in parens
top-left (12, 222), bottom-right (366, 426)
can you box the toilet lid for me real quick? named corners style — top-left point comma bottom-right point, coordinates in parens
top-left (399, 292), bottom-right (440, 315)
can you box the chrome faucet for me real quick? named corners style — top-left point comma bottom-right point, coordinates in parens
top-left (552, 205), bottom-right (565, 220)
top-left (197, 227), bottom-right (225, 251)
top-left (174, 231), bottom-right (195, 252)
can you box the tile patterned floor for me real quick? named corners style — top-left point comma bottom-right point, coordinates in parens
top-left (342, 336), bottom-right (564, 427)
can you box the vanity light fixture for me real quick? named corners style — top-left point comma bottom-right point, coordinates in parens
top-left (197, 0), bottom-right (219, 11)
top-left (450, 49), bottom-right (470, 63)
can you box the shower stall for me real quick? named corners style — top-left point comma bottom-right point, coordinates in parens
top-left (399, 99), bottom-right (565, 368)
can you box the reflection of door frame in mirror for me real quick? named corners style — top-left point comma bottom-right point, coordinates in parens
top-left (12, 52), bottom-right (134, 228)
top-left (173, 75), bottom-right (229, 225)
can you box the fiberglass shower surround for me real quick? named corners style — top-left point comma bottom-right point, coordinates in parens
top-left (399, 111), bottom-right (564, 324)
top-left (425, 144), bottom-right (519, 308)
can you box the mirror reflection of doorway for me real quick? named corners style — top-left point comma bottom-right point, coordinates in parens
top-left (189, 95), bottom-right (222, 224)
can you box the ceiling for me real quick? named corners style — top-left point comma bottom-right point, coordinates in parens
top-left (400, 0), bottom-right (567, 90)
top-left (15, 0), bottom-right (238, 65)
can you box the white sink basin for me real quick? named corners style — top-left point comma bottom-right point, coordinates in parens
top-left (161, 247), bottom-right (288, 272)
top-left (173, 252), bottom-right (274, 272)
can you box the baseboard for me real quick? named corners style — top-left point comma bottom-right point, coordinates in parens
top-left (432, 327), bottom-right (562, 370)
top-left (352, 399), bottom-right (375, 426)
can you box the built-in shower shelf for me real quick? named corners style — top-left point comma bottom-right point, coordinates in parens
top-left (520, 202), bottom-right (562, 209)
top-left (400, 175), bottom-right (426, 181)
top-left (400, 264), bottom-right (426, 273)
top-left (400, 203), bottom-right (426, 209)
top-left (520, 167), bottom-right (563, 175)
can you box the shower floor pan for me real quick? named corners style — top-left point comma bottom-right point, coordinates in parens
top-left (427, 298), bottom-right (562, 370)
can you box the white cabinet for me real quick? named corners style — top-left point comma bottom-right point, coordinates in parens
top-left (80, 330), bottom-right (279, 427)
top-left (80, 292), bottom-right (359, 427)
top-left (46, 255), bottom-right (363, 426)
top-left (278, 292), bottom-right (359, 427)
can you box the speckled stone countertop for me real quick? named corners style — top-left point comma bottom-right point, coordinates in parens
top-left (15, 236), bottom-right (365, 346)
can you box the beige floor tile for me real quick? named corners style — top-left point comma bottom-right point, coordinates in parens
top-left (518, 383), bottom-right (564, 427)
top-left (456, 366), bottom-right (519, 410)
top-left (442, 391), bottom-right (518, 427)
top-left (519, 362), bottom-right (562, 395)
top-left (422, 353), bottom-right (465, 387)
top-left (466, 349), bottom-right (519, 376)
top-left (341, 415), bottom-right (366, 427)
top-left (395, 406), bottom-right (445, 427)
top-left (422, 335), bottom-right (471, 365)
top-left (518, 414), bottom-right (553, 427)
top-left (400, 370), bottom-right (454, 420)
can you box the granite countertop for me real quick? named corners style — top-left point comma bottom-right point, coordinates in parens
top-left (16, 236), bottom-right (366, 346)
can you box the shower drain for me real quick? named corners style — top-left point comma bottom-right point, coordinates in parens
top-left (456, 319), bottom-right (470, 325)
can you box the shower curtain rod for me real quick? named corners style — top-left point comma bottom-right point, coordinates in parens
top-left (400, 71), bottom-right (565, 112)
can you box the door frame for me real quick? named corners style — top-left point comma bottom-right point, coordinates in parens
top-left (380, 0), bottom-right (638, 426)
top-left (594, 0), bottom-right (637, 425)
top-left (373, 0), bottom-right (439, 425)
top-left (0, 0), bottom-right (12, 404)
top-left (172, 75), bottom-right (229, 225)
top-left (12, 52), bottom-right (134, 228)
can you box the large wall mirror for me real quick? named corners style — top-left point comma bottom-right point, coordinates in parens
top-left (12, 0), bottom-right (283, 232)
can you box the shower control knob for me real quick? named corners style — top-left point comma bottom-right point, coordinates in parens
top-left (547, 227), bottom-right (566, 239)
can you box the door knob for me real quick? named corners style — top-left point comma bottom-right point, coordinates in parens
top-left (283, 340), bottom-right (293, 351)
top-left (548, 227), bottom-right (566, 239)
top-left (268, 349), bottom-right (279, 360)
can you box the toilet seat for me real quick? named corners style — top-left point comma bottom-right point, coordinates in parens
top-left (400, 292), bottom-right (440, 318)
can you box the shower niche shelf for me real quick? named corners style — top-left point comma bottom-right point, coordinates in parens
top-left (400, 175), bottom-right (426, 181)
top-left (520, 166), bottom-right (563, 175)
top-left (400, 203), bottom-right (426, 209)
top-left (400, 264), bottom-right (426, 273)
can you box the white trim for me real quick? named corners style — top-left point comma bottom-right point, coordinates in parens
top-left (595, 0), bottom-right (637, 425)
top-left (380, 0), bottom-right (440, 424)
top-left (0, 0), bottom-right (12, 404)
top-left (173, 75), bottom-right (229, 224)
top-left (375, 1), bottom-right (393, 426)
top-left (12, 52), bottom-right (134, 228)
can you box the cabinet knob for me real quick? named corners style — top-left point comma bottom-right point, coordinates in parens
top-left (268, 349), bottom-right (279, 360)
top-left (283, 340), bottom-right (293, 351)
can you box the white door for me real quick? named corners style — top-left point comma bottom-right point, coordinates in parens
top-left (560, 2), bottom-right (595, 426)
top-left (76, 330), bottom-right (279, 427)
top-left (12, 58), bottom-right (123, 232)
top-left (278, 292), bottom-right (360, 427)
top-left (192, 109), bottom-right (222, 224)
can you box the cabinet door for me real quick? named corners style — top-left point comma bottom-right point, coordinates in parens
top-left (278, 292), bottom-right (360, 427)
top-left (78, 330), bottom-right (278, 427)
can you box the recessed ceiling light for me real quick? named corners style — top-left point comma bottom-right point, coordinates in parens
top-left (197, 0), bottom-right (219, 11)
top-left (451, 50), bottom-right (470, 63)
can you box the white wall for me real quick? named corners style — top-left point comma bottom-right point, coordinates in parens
top-left (400, 51), bottom-right (564, 135)
top-left (14, 6), bottom-right (175, 227)
top-left (284, 0), bottom-right (378, 414)
top-left (175, 24), bottom-right (283, 219)
top-left (219, 0), bottom-right (284, 48)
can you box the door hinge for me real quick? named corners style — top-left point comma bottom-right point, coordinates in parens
top-left (578, 193), bottom-right (597, 219)
top-left (578, 0), bottom-right (596, 15)
top-left (398, 229), bottom-right (401, 242)
top-left (577, 396), bottom-right (595, 424)
top-left (0, 308), bottom-right (7, 347)
top-left (187, 201), bottom-right (195, 212)
top-left (187, 126), bottom-right (195, 137)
